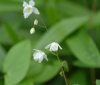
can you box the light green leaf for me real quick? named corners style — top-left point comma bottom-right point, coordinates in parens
top-left (96, 80), bottom-right (100, 85)
top-left (66, 30), bottom-right (100, 67)
top-left (35, 16), bottom-right (88, 49)
top-left (3, 40), bottom-right (31, 85)
top-left (0, 2), bottom-right (21, 12)
top-left (26, 61), bottom-right (44, 78)
top-left (34, 59), bottom-right (60, 83)
top-left (27, 59), bottom-right (60, 83)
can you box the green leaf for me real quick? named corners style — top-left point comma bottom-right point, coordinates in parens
top-left (34, 59), bottom-right (60, 83)
top-left (88, 11), bottom-right (100, 28)
top-left (0, 45), bottom-right (6, 71)
top-left (0, 25), bottom-right (13, 45)
top-left (66, 30), bottom-right (100, 67)
top-left (58, 1), bottom-right (90, 16)
top-left (70, 71), bottom-right (89, 85)
top-left (27, 59), bottom-right (60, 83)
top-left (35, 16), bottom-right (88, 49)
top-left (3, 40), bottom-right (31, 85)
top-left (96, 80), bottom-right (100, 85)
top-left (0, 2), bottom-right (21, 12)
top-left (16, 79), bottom-right (34, 85)
top-left (93, 11), bottom-right (100, 27)
top-left (26, 61), bottom-right (44, 78)
top-left (45, 0), bottom-right (62, 25)
top-left (73, 60), bottom-right (92, 68)
top-left (4, 23), bottom-right (20, 43)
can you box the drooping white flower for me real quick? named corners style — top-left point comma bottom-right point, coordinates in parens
top-left (33, 49), bottom-right (48, 63)
top-left (45, 42), bottom-right (62, 52)
top-left (34, 19), bottom-right (38, 25)
top-left (23, 0), bottom-right (40, 19)
top-left (30, 27), bottom-right (35, 34)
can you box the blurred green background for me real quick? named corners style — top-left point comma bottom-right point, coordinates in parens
top-left (0, 0), bottom-right (100, 85)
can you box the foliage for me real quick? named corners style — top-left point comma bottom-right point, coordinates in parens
top-left (0, 0), bottom-right (100, 85)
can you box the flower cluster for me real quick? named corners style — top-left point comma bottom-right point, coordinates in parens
top-left (22, 1), bottom-right (68, 84)
top-left (23, 0), bottom-right (39, 34)
top-left (33, 42), bottom-right (62, 63)
top-left (23, 0), bottom-right (62, 63)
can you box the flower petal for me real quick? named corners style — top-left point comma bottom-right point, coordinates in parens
top-left (30, 28), bottom-right (35, 34)
top-left (38, 56), bottom-right (44, 63)
top-left (23, 1), bottom-right (28, 7)
top-left (23, 7), bottom-right (33, 18)
top-left (23, 12), bottom-right (29, 18)
top-left (45, 42), bottom-right (62, 51)
top-left (33, 49), bottom-right (47, 63)
top-left (33, 7), bottom-right (40, 15)
top-left (58, 44), bottom-right (62, 50)
top-left (44, 54), bottom-right (48, 61)
top-left (34, 19), bottom-right (38, 25)
top-left (45, 44), bottom-right (51, 49)
top-left (29, 0), bottom-right (35, 6)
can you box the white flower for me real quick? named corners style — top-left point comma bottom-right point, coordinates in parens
top-left (33, 49), bottom-right (48, 63)
top-left (45, 42), bottom-right (62, 52)
top-left (34, 19), bottom-right (38, 25)
top-left (23, 0), bottom-right (40, 19)
top-left (30, 27), bottom-right (35, 34)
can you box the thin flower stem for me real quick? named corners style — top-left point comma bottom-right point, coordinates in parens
top-left (56, 52), bottom-right (68, 85)
top-left (61, 67), bottom-right (68, 85)
top-left (50, 51), bottom-right (68, 85)
top-left (50, 52), bottom-right (58, 57)
top-left (34, 14), bottom-right (48, 31)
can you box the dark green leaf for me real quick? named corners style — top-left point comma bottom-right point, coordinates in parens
top-left (70, 71), bottom-right (89, 85)
top-left (0, 45), bottom-right (6, 71)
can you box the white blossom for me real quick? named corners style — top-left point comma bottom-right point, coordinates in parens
top-left (23, 0), bottom-right (40, 19)
top-left (33, 49), bottom-right (48, 63)
top-left (45, 42), bottom-right (62, 52)
top-left (30, 27), bottom-right (35, 34)
top-left (34, 19), bottom-right (38, 25)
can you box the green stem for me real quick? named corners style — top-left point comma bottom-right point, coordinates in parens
top-left (61, 67), bottom-right (68, 85)
top-left (56, 52), bottom-right (68, 85)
